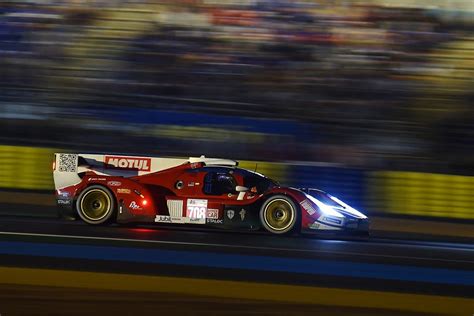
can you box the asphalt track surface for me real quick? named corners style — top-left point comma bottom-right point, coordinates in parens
top-left (0, 215), bottom-right (473, 315)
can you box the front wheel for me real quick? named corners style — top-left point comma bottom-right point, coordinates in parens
top-left (76, 185), bottom-right (115, 225)
top-left (259, 195), bottom-right (298, 235)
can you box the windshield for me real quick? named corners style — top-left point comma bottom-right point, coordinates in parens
top-left (240, 169), bottom-right (278, 193)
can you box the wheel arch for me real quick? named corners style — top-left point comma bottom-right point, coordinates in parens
top-left (73, 182), bottom-right (118, 214)
top-left (261, 191), bottom-right (303, 215)
top-left (259, 193), bottom-right (302, 234)
top-left (75, 183), bottom-right (118, 224)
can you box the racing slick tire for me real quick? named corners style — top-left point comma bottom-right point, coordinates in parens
top-left (260, 195), bottom-right (299, 235)
top-left (76, 185), bottom-right (115, 225)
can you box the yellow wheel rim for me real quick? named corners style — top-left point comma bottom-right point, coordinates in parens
top-left (80, 189), bottom-right (111, 221)
top-left (264, 199), bottom-right (295, 231)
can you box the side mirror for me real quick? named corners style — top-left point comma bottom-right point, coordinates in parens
top-left (235, 186), bottom-right (249, 192)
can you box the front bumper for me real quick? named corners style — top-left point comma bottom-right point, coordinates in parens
top-left (303, 217), bottom-right (370, 235)
top-left (345, 217), bottom-right (370, 232)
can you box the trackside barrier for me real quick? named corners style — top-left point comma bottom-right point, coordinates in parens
top-left (1, 145), bottom-right (473, 220)
top-left (0, 145), bottom-right (55, 190)
top-left (368, 171), bottom-right (474, 220)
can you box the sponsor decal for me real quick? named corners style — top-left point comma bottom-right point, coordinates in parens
top-left (206, 209), bottom-right (219, 219)
top-left (239, 209), bottom-right (246, 221)
top-left (58, 192), bottom-right (70, 198)
top-left (309, 222), bottom-right (320, 229)
top-left (227, 209), bottom-right (235, 220)
top-left (107, 181), bottom-right (122, 186)
top-left (171, 216), bottom-right (185, 223)
top-left (188, 217), bottom-right (205, 224)
top-left (57, 199), bottom-right (71, 205)
top-left (88, 178), bottom-right (106, 181)
top-left (300, 200), bottom-right (317, 216)
top-left (207, 219), bottom-right (223, 224)
top-left (318, 223), bottom-right (341, 230)
top-left (129, 201), bottom-right (142, 210)
top-left (156, 215), bottom-right (187, 224)
top-left (105, 156), bottom-right (151, 172)
top-left (188, 182), bottom-right (195, 187)
top-left (186, 199), bottom-right (208, 219)
top-left (155, 215), bottom-right (171, 223)
top-left (117, 188), bottom-right (131, 194)
top-left (195, 183), bottom-right (200, 186)
top-left (323, 216), bottom-right (342, 225)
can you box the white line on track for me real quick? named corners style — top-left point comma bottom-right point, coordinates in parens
top-left (0, 231), bottom-right (472, 264)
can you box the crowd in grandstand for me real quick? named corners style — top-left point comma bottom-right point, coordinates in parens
top-left (1, 0), bottom-right (473, 172)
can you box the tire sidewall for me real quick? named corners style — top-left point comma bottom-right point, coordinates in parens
top-left (259, 195), bottom-right (299, 234)
top-left (76, 185), bottom-right (115, 225)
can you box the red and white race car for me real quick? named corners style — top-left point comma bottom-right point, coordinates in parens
top-left (53, 154), bottom-right (369, 235)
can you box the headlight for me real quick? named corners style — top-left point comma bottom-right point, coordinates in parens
top-left (328, 195), bottom-right (367, 219)
top-left (306, 194), bottom-right (344, 218)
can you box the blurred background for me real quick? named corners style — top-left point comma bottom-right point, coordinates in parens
top-left (1, 0), bottom-right (473, 222)
top-left (0, 2), bottom-right (473, 314)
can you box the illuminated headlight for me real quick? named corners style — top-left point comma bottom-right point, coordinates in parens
top-left (306, 194), bottom-right (344, 218)
top-left (328, 195), bottom-right (367, 219)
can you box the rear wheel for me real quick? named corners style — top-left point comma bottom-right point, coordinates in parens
top-left (76, 185), bottom-right (115, 225)
top-left (260, 195), bottom-right (298, 234)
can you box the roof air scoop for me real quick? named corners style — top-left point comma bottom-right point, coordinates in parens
top-left (188, 156), bottom-right (238, 166)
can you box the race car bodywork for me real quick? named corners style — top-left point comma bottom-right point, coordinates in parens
top-left (53, 153), bottom-right (369, 235)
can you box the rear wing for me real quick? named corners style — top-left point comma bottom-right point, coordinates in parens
top-left (53, 153), bottom-right (237, 190)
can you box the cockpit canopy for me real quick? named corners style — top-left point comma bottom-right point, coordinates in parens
top-left (196, 166), bottom-right (278, 195)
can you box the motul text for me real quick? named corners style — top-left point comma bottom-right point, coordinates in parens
top-left (105, 156), bottom-right (151, 171)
